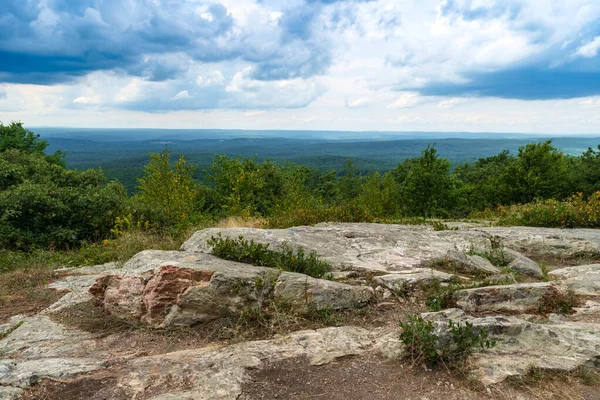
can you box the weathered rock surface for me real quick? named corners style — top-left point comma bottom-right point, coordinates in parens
top-left (0, 316), bottom-right (106, 395)
top-left (503, 248), bottom-right (544, 279)
top-left (454, 282), bottom-right (559, 313)
top-left (115, 326), bottom-right (399, 399)
top-left (373, 269), bottom-right (454, 294)
top-left (183, 224), bottom-right (600, 274)
top-left (89, 251), bottom-right (372, 327)
top-left (445, 250), bottom-right (500, 275)
top-left (0, 357), bottom-right (103, 388)
top-left (5, 223), bottom-right (600, 398)
top-left (274, 272), bottom-right (373, 312)
top-left (0, 386), bottom-right (23, 400)
top-left (424, 309), bottom-right (600, 385)
top-left (550, 264), bottom-right (600, 295)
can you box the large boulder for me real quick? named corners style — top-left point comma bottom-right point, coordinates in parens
top-left (503, 248), bottom-right (544, 279)
top-left (274, 272), bottom-right (373, 312)
top-left (89, 251), bottom-right (373, 328)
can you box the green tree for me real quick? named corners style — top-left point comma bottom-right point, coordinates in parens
top-left (134, 148), bottom-right (199, 227)
top-left (573, 145), bottom-right (600, 196)
top-left (0, 149), bottom-right (126, 249)
top-left (505, 141), bottom-right (570, 203)
top-left (356, 172), bottom-right (400, 218)
top-left (400, 145), bottom-right (455, 217)
top-left (0, 121), bottom-right (63, 164)
top-left (208, 156), bottom-right (284, 216)
top-left (337, 159), bottom-right (362, 202)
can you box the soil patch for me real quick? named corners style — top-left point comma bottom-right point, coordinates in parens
top-left (240, 355), bottom-right (600, 400)
top-left (51, 299), bottom-right (424, 357)
top-left (0, 268), bottom-right (64, 323)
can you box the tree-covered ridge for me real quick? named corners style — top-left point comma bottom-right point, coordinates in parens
top-left (1, 122), bottom-right (600, 251)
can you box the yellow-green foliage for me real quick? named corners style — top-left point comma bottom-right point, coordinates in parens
top-left (494, 191), bottom-right (600, 228)
top-left (134, 148), bottom-right (199, 227)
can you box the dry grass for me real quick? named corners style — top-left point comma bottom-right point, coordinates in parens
top-left (0, 229), bottom-right (185, 323)
top-left (0, 266), bottom-right (63, 322)
top-left (497, 369), bottom-right (600, 400)
top-left (214, 216), bottom-right (267, 229)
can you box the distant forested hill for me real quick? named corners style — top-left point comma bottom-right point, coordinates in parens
top-left (41, 131), bottom-right (600, 193)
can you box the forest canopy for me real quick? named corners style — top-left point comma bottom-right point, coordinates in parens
top-left (1, 122), bottom-right (599, 251)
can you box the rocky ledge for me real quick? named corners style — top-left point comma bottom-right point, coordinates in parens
top-left (2, 223), bottom-right (600, 399)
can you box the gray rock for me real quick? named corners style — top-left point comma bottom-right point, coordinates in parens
top-left (454, 282), bottom-right (558, 313)
top-left (550, 264), bottom-right (600, 295)
top-left (373, 270), bottom-right (454, 294)
top-left (487, 273), bottom-right (517, 285)
top-left (0, 386), bottom-right (23, 400)
top-left (54, 262), bottom-right (119, 276)
top-left (444, 250), bottom-right (500, 275)
top-left (0, 358), bottom-right (103, 388)
top-left (183, 224), bottom-right (600, 275)
top-left (274, 272), bottom-right (373, 312)
top-left (503, 249), bottom-right (544, 279)
top-left (0, 316), bottom-right (99, 359)
top-left (115, 326), bottom-right (400, 400)
top-left (426, 309), bottom-right (600, 385)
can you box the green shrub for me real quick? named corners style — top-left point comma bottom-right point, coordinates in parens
top-left (425, 279), bottom-right (459, 311)
top-left (399, 315), bottom-right (496, 368)
top-left (0, 150), bottom-right (127, 250)
top-left (497, 191), bottom-right (600, 228)
top-left (208, 234), bottom-right (331, 278)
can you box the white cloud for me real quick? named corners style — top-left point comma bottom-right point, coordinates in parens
top-left (173, 90), bottom-right (191, 100)
top-left (346, 97), bottom-right (374, 108)
top-left (387, 92), bottom-right (421, 109)
top-left (575, 36), bottom-right (600, 58)
top-left (437, 98), bottom-right (466, 108)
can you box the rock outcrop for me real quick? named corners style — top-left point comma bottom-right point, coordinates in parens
top-left (88, 252), bottom-right (373, 328)
top-left (3, 223), bottom-right (600, 398)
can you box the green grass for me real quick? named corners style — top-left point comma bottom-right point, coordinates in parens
top-left (208, 234), bottom-right (331, 278)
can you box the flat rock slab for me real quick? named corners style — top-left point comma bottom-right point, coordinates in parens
top-left (424, 309), bottom-right (600, 385)
top-left (0, 316), bottom-right (99, 360)
top-left (182, 224), bottom-right (600, 273)
top-left (373, 270), bottom-right (454, 294)
top-left (115, 326), bottom-right (400, 400)
top-left (454, 282), bottom-right (558, 313)
top-left (550, 264), bottom-right (600, 295)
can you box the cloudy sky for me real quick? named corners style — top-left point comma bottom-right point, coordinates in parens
top-left (1, 0), bottom-right (600, 133)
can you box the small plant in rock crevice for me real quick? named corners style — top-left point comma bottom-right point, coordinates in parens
top-left (430, 221), bottom-right (458, 231)
top-left (399, 315), bottom-right (496, 369)
top-left (208, 234), bottom-right (331, 278)
top-left (537, 287), bottom-right (581, 315)
top-left (424, 279), bottom-right (459, 311)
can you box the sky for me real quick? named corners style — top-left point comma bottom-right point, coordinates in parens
top-left (1, 0), bottom-right (600, 134)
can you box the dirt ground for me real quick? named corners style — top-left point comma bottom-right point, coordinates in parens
top-left (241, 355), bottom-right (600, 400)
top-left (22, 354), bottom-right (600, 400)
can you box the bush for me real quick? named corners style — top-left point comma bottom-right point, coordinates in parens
top-left (498, 191), bottom-right (600, 228)
top-left (208, 234), bottom-right (331, 278)
top-left (0, 150), bottom-right (127, 250)
top-left (399, 315), bottom-right (496, 368)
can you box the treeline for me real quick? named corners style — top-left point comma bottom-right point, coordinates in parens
top-left (1, 122), bottom-right (599, 250)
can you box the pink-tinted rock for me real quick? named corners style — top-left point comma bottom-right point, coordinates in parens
top-left (142, 265), bottom-right (214, 324)
top-left (103, 276), bottom-right (146, 319)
